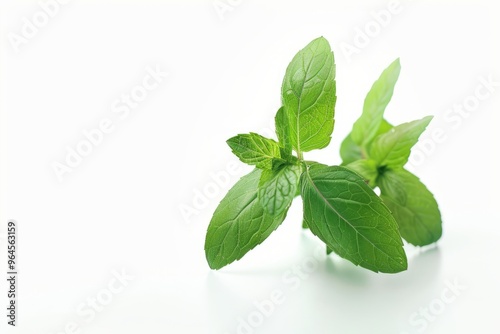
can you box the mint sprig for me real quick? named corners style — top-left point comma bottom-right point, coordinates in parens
top-left (204, 37), bottom-right (442, 273)
top-left (341, 60), bottom-right (443, 247)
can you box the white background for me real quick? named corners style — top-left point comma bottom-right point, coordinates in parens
top-left (1, 0), bottom-right (499, 333)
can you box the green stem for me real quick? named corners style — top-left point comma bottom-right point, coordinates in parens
top-left (297, 150), bottom-right (303, 161)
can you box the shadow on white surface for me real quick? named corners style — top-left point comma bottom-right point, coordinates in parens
top-left (205, 235), bottom-right (443, 334)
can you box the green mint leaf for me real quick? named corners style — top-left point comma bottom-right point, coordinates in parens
top-left (300, 165), bottom-right (407, 273)
top-left (227, 133), bottom-right (281, 169)
top-left (369, 116), bottom-right (433, 169)
top-left (351, 59), bottom-right (401, 147)
top-left (302, 219), bottom-right (309, 229)
top-left (378, 169), bottom-right (442, 246)
top-left (346, 159), bottom-right (378, 187)
top-left (339, 133), bottom-right (363, 165)
top-left (258, 164), bottom-right (301, 216)
top-left (326, 246), bottom-right (333, 255)
top-left (205, 169), bottom-right (289, 269)
top-left (340, 119), bottom-right (393, 165)
top-left (206, 37), bottom-right (441, 275)
top-left (281, 37), bottom-right (336, 153)
top-left (270, 157), bottom-right (288, 171)
top-left (372, 118), bottom-right (394, 142)
top-left (275, 106), bottom-right (293, 157)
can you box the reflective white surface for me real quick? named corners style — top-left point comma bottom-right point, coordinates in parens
top-left (1, 1), bottom-right (499, 333)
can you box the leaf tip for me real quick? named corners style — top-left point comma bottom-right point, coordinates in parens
top-left (422, 115), bottom-right (434, 124)
top-left (205, 249), bottom-right (224, 270)
top-left (226, 135), bottom-right (237, 146)
top-left (392, 57), bottom-right (401, 69)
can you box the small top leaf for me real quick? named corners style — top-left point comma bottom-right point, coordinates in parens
top-left (227, 133), bottom-right (282, 169)
top-left (369, 116), bottom-right (433, 169)
top-left (351, 59), bottom-right (401, 147)
top-left (275, 106), bottom-right (293, 157)
top-left (281, 37), bottom-right (336, 153)
top-left (340, 119), bottom-right (393, 165)
top-left (373, 118), bottom-right (394, 142)
top-left (258, 164), bottom-right (301, 216)
top-left (339, 133), bottom-right (363, 166)
top-left (300, 165), bottom-right (407, 273)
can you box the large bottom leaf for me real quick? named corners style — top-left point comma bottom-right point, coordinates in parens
top-left (205, 169), bottom-right (289, 269)
top-left (300, 165), bottom-right (407, 273)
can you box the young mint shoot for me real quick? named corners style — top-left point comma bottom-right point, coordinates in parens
top-left (204, 37), bottom-right (442, 274)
